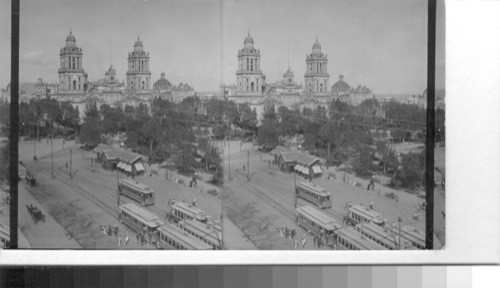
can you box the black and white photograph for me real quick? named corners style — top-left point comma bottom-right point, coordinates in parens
top-left (0, 0), bottom-right (445, 251)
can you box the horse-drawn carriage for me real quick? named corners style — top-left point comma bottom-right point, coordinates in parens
top-left (26, 173), bottom-right (37, 187)
top-left (26, 204), bottom-right (45, 224)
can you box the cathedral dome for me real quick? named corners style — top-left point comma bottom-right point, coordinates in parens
top-left (66, 30), bottom-right (76, 43)
top-left (244, 32), bottom-right (254, 45)
top-left (312, 40), bottom-right (321, 50)
top-left (154, 72), bottom-right (172, 90)
top-left (332, 74), bottom-right (351, 93)
top-left (134, 36), bottom-right (143, 48)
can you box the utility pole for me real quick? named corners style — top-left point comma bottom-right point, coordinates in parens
top-left (117, 168), bottom-right (120, 206)
top-left (398, 216), bottom-right (402, 250)
top-left (294, 171), bottom-right (297, 208)
top-left (247, 150), bottom-right (250, 180)
top-left (69, 147), bottom-right (73, 179)
top-left (51, 133), bottom-right (54, 178)
top-left (228, 128), bottom-right (231, 181)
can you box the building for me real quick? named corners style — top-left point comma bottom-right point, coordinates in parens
top-left (126, 36), bottom-right (152, 92)
top-left (304, 38), bottom-right (329, 94)
top-left (236, 32), bottom-right (266, 95)
top-left (153, 72), bottom-right (173, 91)
top-left (34, 77), bottom-right (58, 99)
top-left (331, 74), bottom-right (351, 96)
top-left (58, 29), bottom-right (88, 95)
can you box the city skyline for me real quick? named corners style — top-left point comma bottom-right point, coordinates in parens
top-left (0, 0), bottom-right (445, 94)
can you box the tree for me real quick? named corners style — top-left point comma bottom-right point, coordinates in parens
top-left (79, 117), bottom-right (102, 148)
top-left (0, 141), bottom-right (9, 183)
top-left (238, 103), bottom-right (258, 132)
top-left (435, 108), bottom-right (445, 143)
top-left (393, 151), bottom-right (425, 189)
top-left (174, 143), bottom-right (198, 174)
top-left (257, 121), bottom-right (279, 148)
top-left (319, 121), bottom-right (340, 163)
top-left (79, 102), bottom-right (102, 148)
top-left (141, 118), bottom-right (163, 160)
top-left (352, 146), bottom-right (376, 177)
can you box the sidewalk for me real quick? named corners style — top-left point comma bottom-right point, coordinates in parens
top-left (223, 216), bottom-right (257, 250)
top-left (18, 182), bottom-right (81, 249)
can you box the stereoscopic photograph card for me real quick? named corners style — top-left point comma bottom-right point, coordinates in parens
top-left (1, 0), bottom-right (499, 265)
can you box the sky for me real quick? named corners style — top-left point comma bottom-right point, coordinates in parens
top-left (0, 0), bottom-right (445, 94)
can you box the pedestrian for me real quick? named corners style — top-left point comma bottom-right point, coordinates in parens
top-left (301, 237), bottom-right (307, 249)
top-left (192, 198), bottom-right (196, 207)
top-left (117, 235), bottom-right (122, 247)
top-left (101, 226), bottom-right (107, 235)
top-left (115, 225), bottom-right (119, 236)
top-left (313, 236), bottom-right (317, 248)
top-left (291, 228), bottom-right (296, 239)
top-left (369, 202), bottom-right (374, 210)
top-left (125, 234), bottom-right (129, 246)
top-left (279, 228), bottom-right (284, 238)
top-left (294, 239), bottom-right (298, 250)
top-left (136, 232), bottom-right (140, 244)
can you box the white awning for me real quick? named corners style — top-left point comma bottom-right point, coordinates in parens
top-left (294, 164), bottom-right (301, 171)
top-left (117, 162), bottom-right (123, 169)
top-left (124, 164), bottom-right (132, 172)
top-left (135, 162), bottom-right (145, 172)
top-left (312, 165), bottom-right (322, 174)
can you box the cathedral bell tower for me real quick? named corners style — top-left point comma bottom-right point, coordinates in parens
top-left (58, 29), bottom-right (88, 94)
top-left (304, 37), bottom-right (329, 94)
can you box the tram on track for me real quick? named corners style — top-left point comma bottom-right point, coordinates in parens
top-left (353, 222), bottom-right (416, 250)
top-left (385, 222), bottom-right (426, 249)
top-left (335, 227), bottom-right (387, 250)
top-left (344, 204), bottom-right (385, 227)
top-left (168, 201), bottom-right (208, 223)
top-left (156, 223), bottom-right (213, 250)
top-left (296, 181), bottom-right (332, 209)
top-left (118, 179), bottom-right (155, 206)
top-left (178, 219), bottom-right (222, 250)
top-left (295, 205), bottom-right (342, 247)
top-left (0, 225), bottom-right (10, 249)
top-left (118, 203), bottom-right (164, 244)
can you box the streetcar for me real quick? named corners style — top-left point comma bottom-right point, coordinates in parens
top-left (295, 205), bottom-right (342, 247)
top-left (295, 181), bottom-right (332, 209)
top-left (335, 227), bottom-right (387, 250)
top-left (0, 225), bottom-right (10, 249)
top-left (168, 201), bottom-right (208, 223)
top-left (353, 222), bottom-right (416, 250)
top-left (178, 219), bottom-right (222, 250)
top-left (118, 178), bottom-right (155, 206)
top-left (156, 223), bottom-right (212, 250)
top-left (385, 222), bottom-right (425, 250)
top-left (118, 203), bottom-right (164, 244)
top-left (344, 204), bottom-right (385, 227)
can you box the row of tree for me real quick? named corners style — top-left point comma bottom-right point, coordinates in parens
top-left (256, 98), bottom-right (436, 189)
top-left (19, 98), bottom-right (80, 139)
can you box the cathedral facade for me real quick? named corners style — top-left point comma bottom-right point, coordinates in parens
top-left (58, 30), bottom-right (88, 94)
top-left (126, 36), bottom-right (152, 92)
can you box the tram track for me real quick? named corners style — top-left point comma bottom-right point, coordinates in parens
top-left (229, 173), bottom-right (296, 222)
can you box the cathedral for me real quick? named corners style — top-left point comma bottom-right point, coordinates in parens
top-left (222, 32), bottom-right (373, 117)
